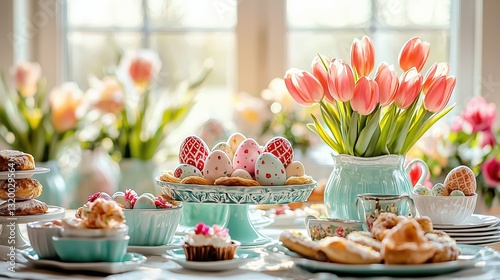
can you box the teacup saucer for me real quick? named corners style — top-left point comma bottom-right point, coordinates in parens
top-left (127, 235), bottom-right (183, 255)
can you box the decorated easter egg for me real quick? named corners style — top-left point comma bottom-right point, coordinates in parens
top-left (174, 164), bottom-right (203, 179)
top-left (263, 137), bottom-right (294, 167)
top-left (431, 183), bottom-right (449, 196)
top-left (227, 132), bottom-right (246, 153)
top-left (450, 190), bottom-right (465, 196)
top-left (112, 192), bottom-right (130, 208)
top-left (285, 161), bottom-right (305, 178)
top-left (413, 184), bottom-right (431, 196)
top-left (231, 169), bottom-right (253, 180)
top-left (134, 194), bottom-right (156, 209)
top-left (233, 138), bottom-right (262, 175)
top-left (255, 152), bottom-right (286, 186)
top-left (212, 142), bottom-right (234, 162)
top-left (444, 165), bottom-right (476, 195)
top-left (203, 150), bottom-right (233, 182)
top-left (179, 135), bottom-right (210, 171)
top-left (142, 193), bottom-right (156, 200)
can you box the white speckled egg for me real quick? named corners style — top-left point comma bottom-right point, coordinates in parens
top-left (203, 150), bottom-right (233, 182)
top-left (233, 138), bottom-right (262, 175)
top-left (285, 161), bottom-right (305, 178)
top-left (231, 169), bottom-right (253, 180)
top-left (227, 132), bottom-right (246, 153)
top-left (174, 164), bottom-right (203, 179)
top-left (134, 194), bottom-right (156, 209)
top-left (212, 142), bottom-right (234, 162)
top-left (255, 152), bottom-right (286, 186)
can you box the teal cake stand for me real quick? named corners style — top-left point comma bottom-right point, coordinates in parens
top-left (155, 179), bottom-right (316, 247)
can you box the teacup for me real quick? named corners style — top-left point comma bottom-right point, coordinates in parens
top-left (304, 215), bottom-right (363, 241)
top-left (356, 193), bottom-right (416, 230)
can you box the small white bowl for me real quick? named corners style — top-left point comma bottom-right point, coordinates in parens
top-left (27, 221), bottom-right (62, 259)
top-left (61, 224), bottom-right (128, 238)
top-left (412, 192), bottom-right (477, 225)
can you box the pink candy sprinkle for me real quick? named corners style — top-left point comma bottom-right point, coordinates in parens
top-left (194, 222), bottom-right (210, 235)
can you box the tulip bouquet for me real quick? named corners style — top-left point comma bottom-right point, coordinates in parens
top-left (81, 49), bottom-right (211, 161)
top-left (0, 62), bottom-right (85, 161)
top-left (284, 36), bottom-right (456, 157)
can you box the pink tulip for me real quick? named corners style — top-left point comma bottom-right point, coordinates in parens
top-left (327, 59), bottom-right (355, 102)
top-left (119, 49), bottom-right (161, 90)
top-left (351, 76), bottom-right (379, 115)
top-left (423, 76), bottom-right (456, 113)
top-left (284, 68), bottom-right (324, 106)
top-left (310, 54), bottom-right (329, 101)
top-left (9, 61), bottom-right (41, 97)
top-left (394, 68), bottom-right (423, 109)
top-left (398, 37), bottom-right (430, 72)
top-left (87, 76), bottom-right (125, 114)
top-left (422, 62), bottom-right (450, 94)
top-left (374, 62), bottom-right (399, 106)
top-left (351, 36), bottom-right (375, 77)
top-left (461, 97), bottom-right (496, 132)
top-left (49, 82), bottom-right (83, 132)
top-left (482, 157), bottom-right (500, 187)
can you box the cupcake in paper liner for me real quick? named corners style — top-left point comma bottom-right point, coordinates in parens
top-left (183, 222), bottom-right (240, 261)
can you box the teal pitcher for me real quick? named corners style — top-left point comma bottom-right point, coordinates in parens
top-left (324, 154), bottom-right (427, 220)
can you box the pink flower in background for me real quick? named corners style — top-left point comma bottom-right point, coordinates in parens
top-left (351, 76), bottom-right (379, 115)
top-left (284, 68), bottom-right (324, 106)
top-left (327, 59), bottom-right (355, 102)
top-left (394, 68), bottom-right (423, 109)
top-left (461, 97), bottom-right (496, 133)
top-left (87, 76), bottom-right (125, 114)
top-left (310, 54), bottom-right (329, 98)
top-left (398, 37), bottom-right (430, 72)
top-left (119, 49), bottom-right (161, 91)
top-left (10, 61), bottom-right (41, 97)
top-left (479, 130), bottom-right (496, 148)
top-left (351, 36), bottom-right (375, 77)
top-left (374, 62), bottom-right (399, 106)
top-left (49, 82), bottom-right (84, 133)
top-left (482, 158), bottom-right (500, 187)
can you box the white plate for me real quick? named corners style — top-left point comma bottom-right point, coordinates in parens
top-left (433, 214), bottom-right (500, 229)
top-left (22, 250), bottom-right (146, 274)
top-left (447, 229), bottom-right (500, 237)
top-left (252, 215), bottom-right (274, 228)
top-left (456, 237), bottom-right (500, 245)
top-left (453, 234), bottom-right (500, 241)
top-left (0, 206), bottom-right (65, 224)
top-left (271, 215), bottom-right (305, 227)
top-left (0, 167), bottom-right (50, 180)
top-left (294, 245), bottom-right (496, 276)
top-left (442, 225), bottom-right (500, 234)
top-left (165, 248), bottom-right (260, 271)
top-left (128, 235), bottom-right (184, 255)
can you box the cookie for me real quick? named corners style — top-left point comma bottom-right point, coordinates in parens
top-left (285, 175), bottom-right (314, 185)
top-left (159, 170), bottom-right (181, 183)
top-left (214, 176), bottom-right (260, 186)
top-left (180, 176), bottom-right (212, 185)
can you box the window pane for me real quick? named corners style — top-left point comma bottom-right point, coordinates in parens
top-left (147, 0), bottom-right (236, 28)
top-left (376, 0), bottom-right (451, 27)
top-left (67, 32), bottom-right (141, 87)
top-left (67, 0), bottom-right (142, 27)
top-left (287, 0), bottom-right (371, 28)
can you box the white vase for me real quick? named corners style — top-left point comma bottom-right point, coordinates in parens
top-left (66, 149), bottom-right (120, 208)
top-left (118, 159), bottom-right (157, 195)
top-left (33, 161), bottom-right (66, 207)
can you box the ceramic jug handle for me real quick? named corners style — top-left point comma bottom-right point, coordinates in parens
top-left (402, 195), bottom-right (417, 218)
top-left (405, 159), bottom-right (428, 186)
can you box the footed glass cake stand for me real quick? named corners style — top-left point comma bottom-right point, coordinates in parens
top-left (156, 179), bottom-right (316, 247)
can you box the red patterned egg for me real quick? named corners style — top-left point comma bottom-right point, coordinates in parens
top-left (444, 165), bottom-right (477, 195)
top-left (255, 152), bottom-right (286, 186)
top-left (179, 135), bottom-right (209, 171)
top-left (233, 138), bottom-right (262, 175)
top-left (263, 137), bottom-right (294, 167)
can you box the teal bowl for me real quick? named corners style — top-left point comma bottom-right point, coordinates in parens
top-left (123, 205), bottom-right (182, 246)
top-left (52, 236), bottom-right (129, 262)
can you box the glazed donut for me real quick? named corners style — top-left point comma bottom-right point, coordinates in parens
top-left (381, 219), bottom-right (436, 264)
top-left (279, 230), bottom-right (327, 261)
top-left (370, 212), bottom-right (406, 241)
top-left (0, 199), bottom-right (48, 216)
top-left (318, 236), bottom-right (382, 264)
top-left (415, 216), bottom-right (433, 233)
top-left (347, 231), bottom-right (382, 252)
top-left (214, 176), bottom-right (260, 186)
top-left (159, 170), bottom-right (181, 183)
top-left (425, 232), bottom-right (460, 263)
top-left (0, 150), bottom-right (35, 171)
top-left (0, 178), bottom-right (42, 200)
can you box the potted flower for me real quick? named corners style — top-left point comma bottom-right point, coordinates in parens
top-left (284, 36), bottom-right (456, 219)
top-left (0, 62), bottom-right (86, 206)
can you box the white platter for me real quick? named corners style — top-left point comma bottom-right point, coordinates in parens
top-left (127, 235), bottom-right (184, 255)
top-left (447, 229), bottom-right (500, 237)
top-left (0, 167), bottom-right (50, 180)
top-left (456, 237), bottom-right (500, 245)
top-left (22, 250), bottom-right (146, 274)
top-left (453, 234), bottom-right (500, 241)
top-left (443, 225), bottom-right (500, 234)
top-left (164, 248), bottom-right (260, 271)
top-left (0, 206), bottom-right (65, 224)
top-left (433, 214), bottom-right (500, 229)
